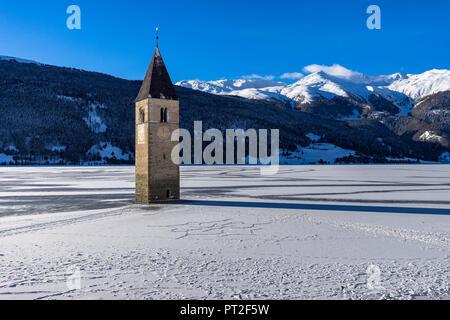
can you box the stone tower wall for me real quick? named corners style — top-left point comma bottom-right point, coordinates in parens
top-left (135, 98), bottom-right (180, 204)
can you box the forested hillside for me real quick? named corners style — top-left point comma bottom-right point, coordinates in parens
top-left (0, 59), bottom-right (448, 165)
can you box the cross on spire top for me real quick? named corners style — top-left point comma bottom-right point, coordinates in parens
top-left (156, 27), bottom-right (159, 48)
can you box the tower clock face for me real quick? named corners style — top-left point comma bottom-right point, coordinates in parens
top-left (157, 126), bottom-right (171, 140)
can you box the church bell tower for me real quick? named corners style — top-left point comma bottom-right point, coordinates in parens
top-left (135, 29), bottom-right (180, 204)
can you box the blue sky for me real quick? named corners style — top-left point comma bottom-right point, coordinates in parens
top-left (0, 0), bottom-right (449, 82)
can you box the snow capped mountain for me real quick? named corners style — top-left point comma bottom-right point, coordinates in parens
top-left (177, 67), bottom-right (450, 117)
top-left (176, 79), bottom-right (286, 95)
top-left (226, 88), bottom-right (288, 102)
top-left (281, 71), bottom-right (375, 104)
top-left (176, 79), bottom-right (291, 104)
top-left (387, 69), bottom-right (450, 100)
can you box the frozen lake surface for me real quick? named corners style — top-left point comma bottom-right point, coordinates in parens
top-left (0, 165), bottom-right (449, 300)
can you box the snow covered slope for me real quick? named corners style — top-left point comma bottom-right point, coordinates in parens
top-left (176, 79), bottom-right (290, 104)
top-left (281, 71), bottom-right (374, 103)
top-left (177, 79), bottom-right (286, 95)
top-left (387, 69), bottom-right (450, 100)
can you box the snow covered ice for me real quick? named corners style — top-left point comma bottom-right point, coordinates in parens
top-left (0, 165), bottom-right (449, 300)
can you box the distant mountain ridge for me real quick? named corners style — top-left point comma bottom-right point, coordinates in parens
top-left (178, 69), bottom-right (450, 111)
top-left (0, 56), bottom-right (449, 165)
top-left (178, 68), bottom-right (450, 149)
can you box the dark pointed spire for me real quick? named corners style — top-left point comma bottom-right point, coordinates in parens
top-left (135, 29), bottom-right (178, 102)
top-left (156, 27), bottom-right (159, 49)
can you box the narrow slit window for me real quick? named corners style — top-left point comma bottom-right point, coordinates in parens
top-left (138, 109), bottom-right (145, 124)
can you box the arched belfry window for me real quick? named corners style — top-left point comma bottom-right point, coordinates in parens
top-left (161, 108), bottom-right (168, 123)
top-left (138, 109), bottom-right (145, 124)
top-left (164, 108), bottom-right (168, 123)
